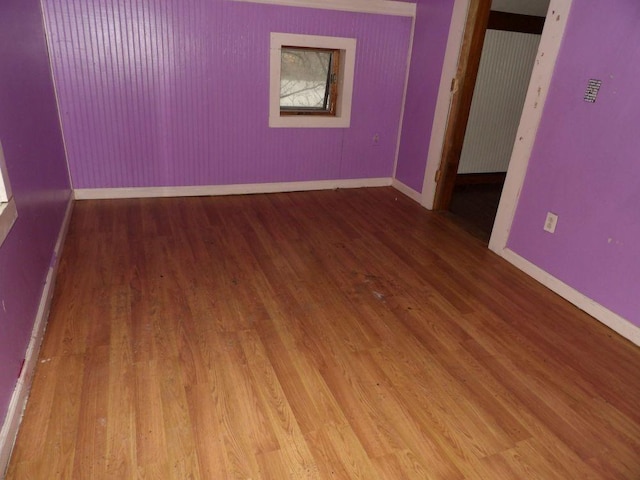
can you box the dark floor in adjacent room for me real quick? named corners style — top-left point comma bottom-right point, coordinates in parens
top-left (446, 182), bottom-right (504, 243)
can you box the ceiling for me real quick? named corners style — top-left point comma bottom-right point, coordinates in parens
top-left (491, 0), bottom-right (551, 16)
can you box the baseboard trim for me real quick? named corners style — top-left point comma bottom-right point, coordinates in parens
top-left (391, 179), bottom-right (422, 204)
top-left (0, 193), bottom-right (74, 475)
top-left (74, 178), bottom-right (393, 200)
top-left (499, 248), bottom-right (640, 347)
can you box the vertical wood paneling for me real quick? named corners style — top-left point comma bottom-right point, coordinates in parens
top-left (0, 0), bottom-right (71, 456)
top-left (394, 1), bottom-right (456, 193)
top-left (41, 1), bottom-right (411, 189)
top-left (507, 0), bottom-right (640, 326)
top-left (457, 30), bottom-right (541, 174)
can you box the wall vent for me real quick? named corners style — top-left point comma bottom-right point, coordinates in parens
top-left (584, 79), bottom-right (602, 103)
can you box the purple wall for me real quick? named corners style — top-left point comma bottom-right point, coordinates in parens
top-left (0, 0), bottom-right (71, 421)
top-left (395, 0), bottom-right (455, 192)
top-left (508, 0), bottom-right (640, 326)
top-left (41, 0), bottom-right (412, 189)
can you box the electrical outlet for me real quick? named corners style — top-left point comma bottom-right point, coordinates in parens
top-left (544, 212), bottom-right (558, 233)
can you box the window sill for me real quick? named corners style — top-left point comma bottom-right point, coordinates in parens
top-left (269, 114), bottom-right (351, 128)
top-left (0, 197), bottom-right (17, 248)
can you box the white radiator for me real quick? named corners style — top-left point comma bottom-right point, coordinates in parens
top-left (458, 29), bottom-right (541, 174)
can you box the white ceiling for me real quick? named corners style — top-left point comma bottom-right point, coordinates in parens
top-left (491, 0), bottom-right (550, 16)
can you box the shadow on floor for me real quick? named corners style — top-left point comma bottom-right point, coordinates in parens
top-left (443, 182), bottom-right (504, 244)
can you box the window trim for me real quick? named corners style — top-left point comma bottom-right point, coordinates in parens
top-left (0, 140), bottom-right (17, 248)
top-left (269, 33), bottom-right (356, 128)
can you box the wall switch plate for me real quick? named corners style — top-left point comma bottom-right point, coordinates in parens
top-left (544, 212), bottom-right (558, 233)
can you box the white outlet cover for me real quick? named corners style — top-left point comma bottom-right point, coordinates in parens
top-left (544, 212), bottom-right (558, 233)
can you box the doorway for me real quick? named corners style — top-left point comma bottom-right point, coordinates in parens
top-left (434, 0), bottom-right (549, 242)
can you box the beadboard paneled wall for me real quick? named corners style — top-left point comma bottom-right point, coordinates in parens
top-left (457, 29), bottom-right (541, 174)
top-left (394, 0), bottom-right (455, 193)
top-left (0, 0), bottom-right (70, 432)
top-left (41, 0), bottom-right (411, 189)
top-left (508, 0), bottom-right (640, 326)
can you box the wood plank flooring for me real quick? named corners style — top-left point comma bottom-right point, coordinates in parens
top-left (6, 187), bottom-right (640, 479)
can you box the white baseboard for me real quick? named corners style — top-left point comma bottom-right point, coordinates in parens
top-left (499, 248), bottom-right (640, 347)
top-left (0, 193), bottom-right (74, 475)
top-left (391, 178), bottom-right (423, 204)
top-left (74, 178), bottom-right (393, 200)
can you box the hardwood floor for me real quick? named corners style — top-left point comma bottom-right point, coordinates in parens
top-left (6, 187), bottom-right (640, 479)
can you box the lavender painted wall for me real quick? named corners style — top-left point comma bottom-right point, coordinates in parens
top-left (0, 0), bottom-right (71, 421)
top-left (508, 0), bottom-right (640, 326)
top-left (395, 0), bottom-right (455, 192)
top-left (41, 0), bottom-right (412, 189)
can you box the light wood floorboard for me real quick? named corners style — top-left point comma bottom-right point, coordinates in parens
top-left (6, 187), bottom-right (640, 479)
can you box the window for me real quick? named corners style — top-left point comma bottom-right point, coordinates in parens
top-left (0, 140), bottom-right (17, 248)
top-left (269, 33), bottom-right (356, 128)
top-left (280, 47), bottom-right (340, 116)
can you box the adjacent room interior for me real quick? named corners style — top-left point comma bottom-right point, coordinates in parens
top-left (446, 1), bottom-right (548, 242)
top-left (1, 0), bottom-right (639, 477)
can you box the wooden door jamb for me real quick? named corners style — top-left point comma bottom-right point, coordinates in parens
top-left (432, 0), bottom-right (491, 211)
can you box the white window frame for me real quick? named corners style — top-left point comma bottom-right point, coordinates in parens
top-left (269, 32), bottom-right (356, 128)
top-left (0, 140), bottom-right (17, 248)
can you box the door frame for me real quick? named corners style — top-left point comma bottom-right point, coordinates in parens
top-left (432, 0), bottom-right (491, 211)
top-left (420, 0), bottom-right (574, 253)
